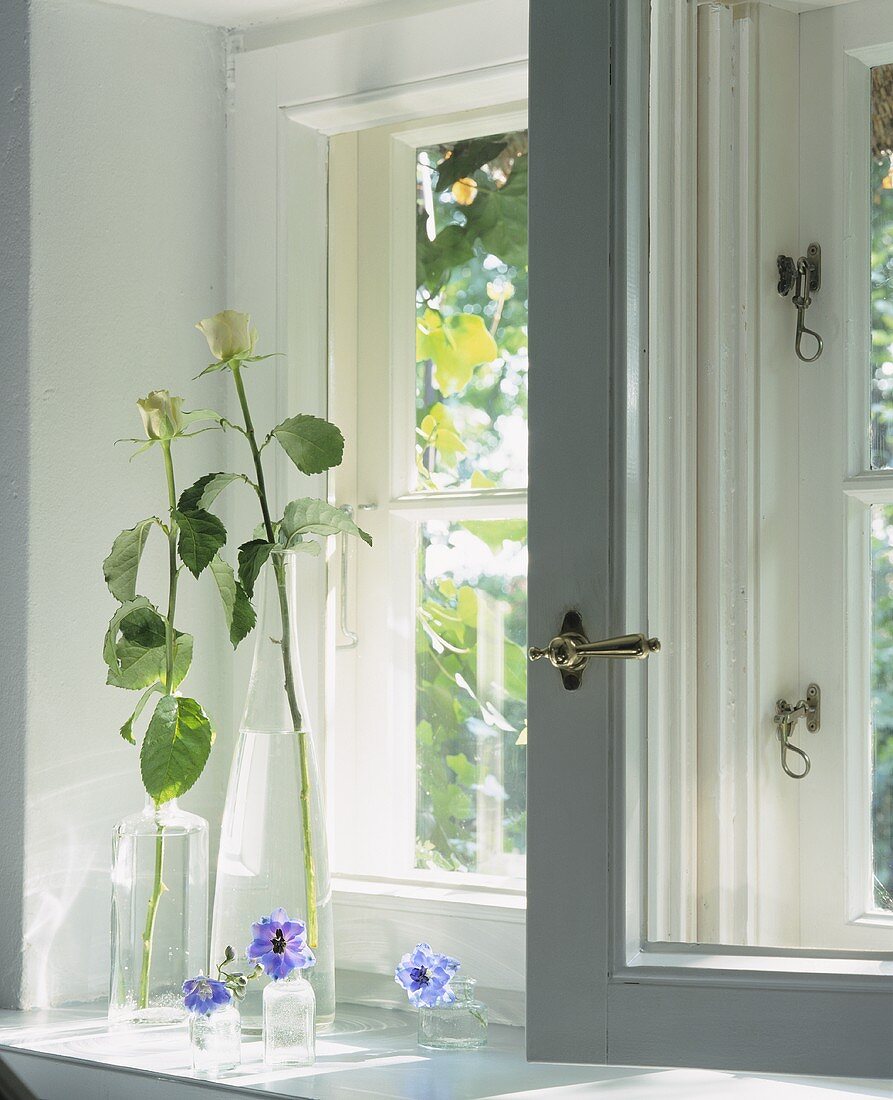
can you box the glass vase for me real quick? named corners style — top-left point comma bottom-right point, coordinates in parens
top-left (417, 978), bottom-right (488, 1050)
top-left (109, 798), bottom-right (209, 1025)
top-left (190, 1003), bottom-right (242, 1076)
top-left (211, 549), bottom-right (335, 1031)
top-left (263, 973), bottom-right (316, 1067)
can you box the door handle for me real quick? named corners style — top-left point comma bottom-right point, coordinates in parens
top-left (528, 610), bottom-right (660, 691)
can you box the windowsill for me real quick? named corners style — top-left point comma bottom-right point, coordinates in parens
top-left (0, 1003), bottom-right (888, 1100)
top-left (332, 874), bottom-right (526, 914)
top-left (331, 877), bottom-right (526, 1026)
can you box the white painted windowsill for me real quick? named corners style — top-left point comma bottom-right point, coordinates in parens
top-left (0, 1004), bottom-right (888, 1100)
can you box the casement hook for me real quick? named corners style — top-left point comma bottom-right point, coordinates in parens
top-left (773, 684), bottom-right (821, 780)
top-left (777, 244), bottom-right (823, 363)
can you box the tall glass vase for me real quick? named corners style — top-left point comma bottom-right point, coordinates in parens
top-left (211, 549), bottom-right (334, 1030)
top-left (109, 798), bottom-right (208, 1025)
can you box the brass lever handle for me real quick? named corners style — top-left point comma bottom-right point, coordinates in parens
top-left (528, 611), bottom-right (660, 690)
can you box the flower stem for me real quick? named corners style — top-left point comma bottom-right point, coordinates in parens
top-left (231, 365), bottom-right (319, 948)
top-left (162, 441), bottom-right (180, 694)
top-left (137, 440), bottom-right (179, 1010)
top-left (138, 821), bottom-right (165, 1009)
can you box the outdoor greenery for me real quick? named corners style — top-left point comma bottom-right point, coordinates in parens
top-left (413, 132), bottom-right (529, 874)
top-left (869, 156), bottom-right (893, 908)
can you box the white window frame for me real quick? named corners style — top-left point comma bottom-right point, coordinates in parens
top-left (647, 0), bottom-right (893, 952)
top-left (228, 0), bottom-right (529, 1022)
top-left (328, 106), bottom-right (529, 894)
top-left (526, 0), bottom-right (892, 1076)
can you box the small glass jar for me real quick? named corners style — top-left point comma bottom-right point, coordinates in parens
top-left (263, 973), bottom-right (316, 1067)
top-left (189, 1003), bottom-right (241, 1077)
top-left (418, 977), bottom-right (488, 1050)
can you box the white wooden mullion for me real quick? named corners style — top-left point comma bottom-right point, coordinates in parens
top-left (646, 0), bottom-right (698, 946)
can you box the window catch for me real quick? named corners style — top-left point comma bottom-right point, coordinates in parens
top-left (773, 683), bottom-right (821, 779)
top-left (776, 242), bottom-right (823, 363)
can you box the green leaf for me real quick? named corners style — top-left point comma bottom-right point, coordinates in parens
top-left (446, 751), bottom-right (476, 786)
top-left (120, 684), bottom-right (162, 745)
top-left (416, 221), bottom-right (476, 294)
top-left (432, 137), bottom-right (509, 193)
top-left (416, 308), bottom-right (498, 397)
top-left (210, 554), bottom-right (257, 648)
top-left (102, 519), bottom-right (159, 602)
top-left (103, 599), bottom-right (193, 691)
top-left (140, 694), bottom-right (215, 804)
top-left (462, 519), bottom-right (527, 552)
top-left (103, 597), bottom-right (153, 671)
top-left (281, 498), bottom-right (373, 547)
top-left (464, 155), bottom-right (528, 267)
top-left (271, 414), bottom-right (345, 475)
top-left (175, 508), bottom-right (227, 577)
top-left (237, 539), bottom-right (274, 598)
top-left (178, 472), bottom-right (245, 513)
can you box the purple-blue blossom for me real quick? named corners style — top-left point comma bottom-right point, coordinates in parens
top-left (246, 907), bottom-right (316, 981)
top-left (394, 943), bottom-right (460, 1007)
top-left (182, 976), bottom-right (232, 1016)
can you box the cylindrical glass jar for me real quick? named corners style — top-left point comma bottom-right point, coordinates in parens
top-left (263, 973), bottom-right (316, 1067)
top-left (211, 550), bottom-right (334, 1031)
top-left (417, 978), bottom-right (488, 1050)
top-left (109, 798), bottom-right (209, 1025)
top-left (189, 1003), bottom-right (241, 1076)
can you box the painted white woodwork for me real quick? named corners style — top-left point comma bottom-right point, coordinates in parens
top-left (1, 1005), bottom-right (887, 1100)
top-left (647, 0), bottom-right (698, 946)
top-left (229, 0), bottom-right (529, 1020)
top-left (797, 0), bottom-right (893, 951)
top-left (527, 0), bottom-right (892, 1075)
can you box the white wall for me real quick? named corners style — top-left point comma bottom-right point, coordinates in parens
top-left (11, 0), bottom-right (231, 1009)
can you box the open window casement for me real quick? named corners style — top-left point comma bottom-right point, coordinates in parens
top-left (526, 0), bottom-right (892, 1076)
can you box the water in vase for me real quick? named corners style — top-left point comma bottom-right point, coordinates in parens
top-left (210, 551), bottom-right (335, 1030)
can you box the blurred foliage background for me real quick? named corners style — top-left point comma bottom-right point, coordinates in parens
top-left (413, 131), bottom-right (528, 875)
top-left (869, 154), bottom-right (893, 908)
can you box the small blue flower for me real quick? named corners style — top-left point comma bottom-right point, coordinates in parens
top-left (394, 943), bottom-right (460, 1007)
top-left (246, 907), bottom-right (316, 981)
top-left (182, 976), bottom-right (232, 1016)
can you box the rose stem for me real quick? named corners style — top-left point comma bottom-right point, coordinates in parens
top-left (231, 364), bottom-right (319, 948)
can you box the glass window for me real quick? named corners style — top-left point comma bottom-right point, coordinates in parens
top-left (870, 505), bottom-right (893, 910)
top-left (870, 64), bottom-right (893, 469)
top-left (413, 130), bottom-right (528, 879)
top-left (415, 133), bottom-right (528, 491)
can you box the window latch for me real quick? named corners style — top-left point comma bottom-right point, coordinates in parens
top-left (776, 242), bottom-right (823, 363)
top-left (528, 610), bottom-right (660, 691)
top-left (773, 683), bottom-right (821, 779)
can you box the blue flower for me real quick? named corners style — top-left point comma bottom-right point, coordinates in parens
top-left (182, 976), bottom-right (232, 1016)
top-left (246, 907), bottom-right (316, 981)
top-left (394, 943), bottom-right (460, 1007)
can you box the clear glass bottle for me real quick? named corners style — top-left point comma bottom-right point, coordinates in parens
top-left (109, 798), bottom-right (209, 1025)
top-left (211, 549), bottom-right (335, 1031)
top-left (263, 973), bottom-right (316, 1067)
top-left (189, 1003), bottom-right (241, 1076)
top-left (418, 978), bottom-right (488, 1050)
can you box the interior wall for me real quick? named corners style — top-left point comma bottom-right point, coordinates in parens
top-left (15, 0), bottom-right (230, 1009)
top-left (0, 0), bottom-right (31, 1014)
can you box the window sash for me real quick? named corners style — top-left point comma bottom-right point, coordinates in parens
top-left (526, 0), bottom-right (893, 1075)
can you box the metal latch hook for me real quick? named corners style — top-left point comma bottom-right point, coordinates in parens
top-left (773, 683), bottom-right (821, 780)
top-left (777, 244), bottom-right (823, 363)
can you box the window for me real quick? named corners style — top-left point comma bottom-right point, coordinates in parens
top-left (644, 0), bottom-right (893, 954)
top-left (328, 109), bottom-right (529, 891)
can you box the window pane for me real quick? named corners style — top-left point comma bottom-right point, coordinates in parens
top-left (415, 519), bottom-right (527, 876)
top-left (870, 504), bottom-right (893, 909)
top-left (870, 65), bottom-right (893, 468)
top-left (415, 131), bottom-right (528, 490)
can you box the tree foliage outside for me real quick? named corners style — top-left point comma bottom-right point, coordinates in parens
top-left (869, 155), bottom-right (893, 908)
top-left (413, 132), bottom-right (529, 875)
